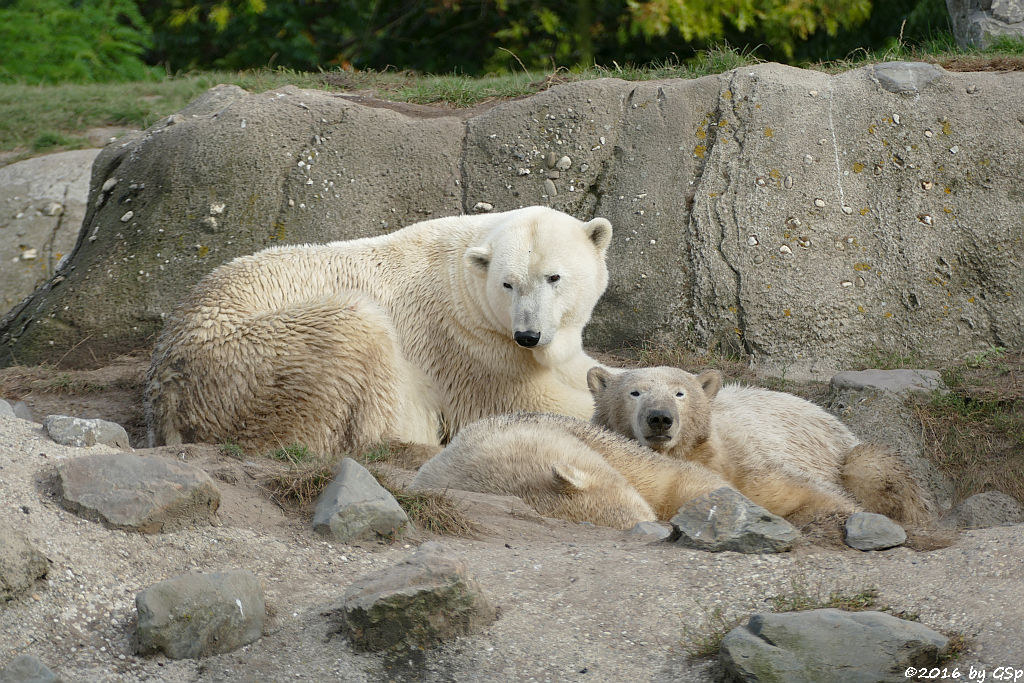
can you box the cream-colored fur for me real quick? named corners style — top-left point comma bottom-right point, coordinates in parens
top-left (146, 207), bottom-right (614, 458)
top-left (589, 366), bottom-right (934, 526)
top-left (411, 413), bottom-right (730, 528)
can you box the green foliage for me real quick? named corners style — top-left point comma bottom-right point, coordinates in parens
top-left (0, 0), bottom-right (156, 83)
top-left (270, 442), bottom-right (315, 464)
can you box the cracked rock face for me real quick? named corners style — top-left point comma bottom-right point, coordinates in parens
top-left (947, 0), bottom-right (1024, 48)
top-left (2, 66), bottom-right (1022, 375)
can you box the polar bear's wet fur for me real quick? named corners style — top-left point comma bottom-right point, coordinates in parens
top-left (588, 366), bottom-right (934, 525)
top-left (411, 413), bottom-right (731, 529)
top-left (146, 207), bottom-right (613, 458)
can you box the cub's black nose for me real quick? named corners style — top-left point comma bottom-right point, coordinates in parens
top-left (514, 331), bottom-right (541, 348)
top-left (646, 410), bottom-right (673, 431)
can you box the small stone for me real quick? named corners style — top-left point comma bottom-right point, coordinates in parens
top-left (841, 205), bottom-right (853, 215)
top-left (555, 155), bottom-right (572, 170)
top-left (918, 214), bottom-right (933, 226)
top-left (966, 84), bottom-right (978, 94)
top-left (892, 113), bottom-right (901, 125)
top-left (747, 236), bottom-right (759, 246)
top-left (120, 211), bottom-right (134, 223)
top-left (20, 249), bottom-right (37, 261)
top-left (841, 281), bottom-right (853, 287)
top-left (783, 175), bottom-right (793, 189)
top-left (313, 459), bottom-right (409, 542)
top-left (42, 202), bottom-right (64, 217)
top-left (669, 487), bottom-right (798, 553)
top-left (921, 180), bottom-right (933, 190)
top-left (803, 154), bottom-right (813, 164)
top-left (210, 202), bottom-right (225, 215)
top-left (779, 245), bottom-right (793, 255)
top-left (200, 216), bottom-right (218, 232)
top-left (544, 179), bottom-right (557, 197)
top-left (547, 170), bottom-right (560, 180)
top-left (101, 177), bottom-right (118, 192)
top-left (949, 145), bottom-right (959, 154)
top-left (924, 130), bottom-right (933, 138)
top-left (755, 177), bottom-right (767, 187)
top-left (544, 152), bottom-right (557, 169)
top-left (44, 415), bottom-right (129, 449)
top-left (628, 521), bottom-right (670, 540)
top-left (797, 237), bottom-right (811, 248)
top-left (472, 202), bottom-right (493, 213)
top-left (785, 216), bottom-right (802, 228)
top-left (517, 168), bottom-right (530, 176)
top-left (808, 90), bottom-right (818, 97)
top-left (844, 512), bottom-right (906, 550)
top-left (752, 254), bottom-right (764, 264)
top-left (813, 198), bottom-right (825, 208)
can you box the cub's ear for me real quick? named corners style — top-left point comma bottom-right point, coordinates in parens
top-left (584, 217), bottom-right (613, 255)
top-left (587, 366), bottom-right (612, 395)
top-left (552, 462), bottom-right (588, 492)
top-left (464, 245), bottom-right (492, 274)
top-left (697, 369), bottom-right (723, 399)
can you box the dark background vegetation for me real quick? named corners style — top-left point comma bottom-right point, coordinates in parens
top-left (1, 0), bottom-right (952, 83)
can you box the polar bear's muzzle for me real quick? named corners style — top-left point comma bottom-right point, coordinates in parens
top-left (513, 330), bottom-right (542, 348)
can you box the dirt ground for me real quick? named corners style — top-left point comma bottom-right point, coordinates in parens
top-left (1, 358), bottom-right (1023, 681)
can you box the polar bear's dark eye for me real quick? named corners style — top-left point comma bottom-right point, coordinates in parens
top-left (629, 390), bottom-right (640, 397)
top-left (547, 274), bottom-right (560, 284)
top-left (675, 391), bottom-right (685, 398)
top-left (503, 282), bottom-right (513, 290)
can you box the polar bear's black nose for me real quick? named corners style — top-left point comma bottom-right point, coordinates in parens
top-left (647, 410), bottom-right (673, 431)
top-left (514, 331), bottom-right (541, 347)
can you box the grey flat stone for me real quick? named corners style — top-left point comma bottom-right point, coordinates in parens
top-left (830, 369), bottom-right (945, 395)
top-left (313, 458), bottom-right (408, 542)
top-left (0, 526), bottom-right (48, 602)
top-left (43, 415), bottom-right (129, 449)
top-left (871, 61), bottom-right (944, 93)
top-left (669, 487), bottom-right (799, 553)
top-left (844, 512), bottom-right (907, 551)
top-left (0, 654), bottom-right (61, 683)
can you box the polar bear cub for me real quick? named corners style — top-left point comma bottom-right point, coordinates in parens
top-left (588, 366), bottom-right (934, 525)
top-left (411, 413), bottom-right (731, 529)
top-left (146, 207), bottom-right (614, 459)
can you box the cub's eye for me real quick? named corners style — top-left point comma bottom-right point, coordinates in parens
top-left (675, 391), bottom-right (685, 398)
top-left (503, 283), bottom-right (513, 290)
top-left (629, 390), bottom-right (640, 397)
top-left (547, 274), bottom-right (561, 284)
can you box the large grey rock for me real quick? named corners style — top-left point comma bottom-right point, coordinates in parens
top-left (2, 65), bottom-right (1023, 374)
top-left (830, 369), bottom-right (945, 395)
top-left (844, 512), bottom-right (907, 550)
top-left (135, 569), bottom-right (264, 659)
top-left (328, 542), bottom-right (496, 652)
top-left (0, 149), bottom-right (100, 314)
top-left (312, 458), bottom-right (409, 542)
top-left (719, 608), bottom-right (949, 682)
top-left (668, 487), bottom-right (799, 553)
top-left (940, 490), bottom-right (1024, 528)
top-left (56, 452), bottom-right (220, 533)
top-left (0, 654), bottom-right (60, 683)
top-left (947, 0), bottom-right (1024, 48)
top-left (42, 414), bottom-right (129, 449)
top-left (0, 527), bottom-right (48, 602)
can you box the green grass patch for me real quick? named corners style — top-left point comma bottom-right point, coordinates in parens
top-left (269, 442), bottom-right (316, 465)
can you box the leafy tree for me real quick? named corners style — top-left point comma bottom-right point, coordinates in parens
top-left (0, 0), bottom-right (155, 83)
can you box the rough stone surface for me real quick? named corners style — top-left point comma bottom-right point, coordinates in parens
top-left (2, 65), bottom-right (1023, 376)
top-left (941, 490), bottom-right (1024, 528)
top-left (827, 388), bottom-right (954, 511)
top-left (719, 608), bottom-right (949, 682)
top-left (668, 487), bottom-right (799, 553)
top-left (56, 453), bottom-right (220, 533)
top-left (135, 569), bottom-right (264, 659)
top-left (844, 512), bottom-right (907, 551)
top-left (947, 0), bottom-right (1024, 48)
top-left (0, 526), bottom-right (48, 602)
top-left (628, 521), bottom-right (671, 540)
top-left (312, 458), bottom-right (409, 542)
top-left (0, 149), bottom-right (101, 314)
top-left (42, 415), bottom-right (129, 449)
top-left (0, 654), bottom-right (60, 683)
top-left (830, 369), bottom-right (945, 395)
top-left (329, 542), bottom-right (497, 652)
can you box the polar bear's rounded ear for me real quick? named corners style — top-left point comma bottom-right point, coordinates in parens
top-left (587, 366), bottom-right (612, 395)
top-left (584, 217), bottom-right (613, 255)
top-left (552, 462), bottom-right (588, 492)
top-left (697, 369), bottom-right (723, 399)
top-left (464, 245), bottom-right (492, 275)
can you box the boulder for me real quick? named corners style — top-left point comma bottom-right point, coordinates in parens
top-left (2, 64), bottom-right (1023, 375)
top-left (940, 490), bottom-right (1024, 528)
top-left (0, 149), bottom-right (100, 314)
top-left (135, 569), bottom-right (265, 659)
top-left (328, 542), bottom-right (496, 652)
top-left (0, 526), bottom-right (48, 602)
top-left (0, 654), bottom-right (60, 683)
top-left (843, 512), bottom-right (907, 551)
top-left (312, 458), bottom-right (409, 542)
top-left (719, 608), bottom-right (949, 682)
top-left (42, 415), bottom-right (129, 449)
top-left (668, 487), bottom-right (799, 553)
top-left (56, 452), bottom-right (220, 533)
top-left (947, 0), bottom-right (1024, 48)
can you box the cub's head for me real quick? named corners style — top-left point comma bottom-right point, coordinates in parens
top-left (464, 207), bottom-right (612, 350)
top-left (546, 461), bottom-right (657, 530)
top-left (587, 366), bottom-right (722, 456)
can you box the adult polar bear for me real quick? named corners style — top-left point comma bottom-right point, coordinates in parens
top-left (146, 206), bottom-right (614, 458)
